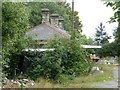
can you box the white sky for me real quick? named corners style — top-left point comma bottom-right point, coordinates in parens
top-left (66, 0), bottom-right (118, 42)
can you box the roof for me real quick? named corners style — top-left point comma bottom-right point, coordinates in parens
top-left (25, 22), bottom-right (70, 40)
top-left (23, 45), bottom-right (102, 52)
top-left (81, 45), bottom-right (102, 49)
top-left (22, 48), bottom-right (55, 52)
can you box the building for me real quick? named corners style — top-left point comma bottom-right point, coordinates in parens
top-left (25, 8), bottom-right (70, 47)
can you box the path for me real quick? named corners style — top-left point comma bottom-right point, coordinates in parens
top-left (93, 65), bottom-right (119, 88)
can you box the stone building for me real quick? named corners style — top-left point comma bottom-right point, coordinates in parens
top-left (25, 8), bottom-right (70, 47)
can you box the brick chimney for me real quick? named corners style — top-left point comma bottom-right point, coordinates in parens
top-left (41, 8), bottom-right (49, 23)
top-left (50, 14), bottom-right (59, 27)
top-left (58, 18), bottom-right (64, 29)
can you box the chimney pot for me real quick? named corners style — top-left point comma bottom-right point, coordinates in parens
top-left (58, 18), bottom-right (64, 29)
top-left (41, 8), bottom-right (49, 23)
top-left (50, 14), bottom-right (59, 27)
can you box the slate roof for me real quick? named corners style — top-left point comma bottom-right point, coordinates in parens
top-left (26, 22), bottom-right (70, 40)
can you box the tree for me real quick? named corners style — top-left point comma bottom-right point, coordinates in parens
top-left (27, 2), bottom-right (83, 32)
top-left (96, 42), bottom-right (116, 57)
top-left (2, 2), bottom-right (30, 78)
top-left (104, 1), bottom-right (120, 23)
top-left (95, 22), bottom-right (111, 45)
top-left (103, 1), bottom-right (120, 57)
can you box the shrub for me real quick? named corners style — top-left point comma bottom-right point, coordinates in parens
top-left (23, 32), bottom-right (92, 80)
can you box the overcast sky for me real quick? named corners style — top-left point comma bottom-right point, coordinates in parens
top-left (66, 0), bottom-right (118, 42)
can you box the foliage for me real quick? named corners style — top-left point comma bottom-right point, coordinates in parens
top-left (27, 2), bottom-right (83, 32)
top-left (2, 2), bottom-right (30, 78)
top-left (23, 32), bottom-right (92, 80)
top-left (102, 1), bottom-right (120, 59)
top-left (95, 22), bottom-right (111, 45)
top-left (48, 32), bottom-right (92, 76)
top-left (95, 42), bottom-right (120, 57)
top-left (114, 24), bottom-right (120, 58)
top-left (28, 63), bottom-right (113, 88)
top-left (104, 1), bottom-right (120, 23)
top-left (79, 34), bottom-right (95, 45)
top-left (2, 2), bottom-right (92, 80)
top-left (71, 32), bottom-right (96, 55)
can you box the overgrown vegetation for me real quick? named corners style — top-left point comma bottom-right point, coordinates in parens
top-left (17, 63), bottom-right (113, 88)
top-left (2, 2), bottom-right (93, 80)
top-left (2, 1), bottom-right (83, 76)
top-left (2, 2), bottom-right (30, 78)
top-left (2, 1), bottom-right (119, 89)
top-left (2, 1), bottom-right (119, 85)
top-left (22, 32), bottom-right (92, 81)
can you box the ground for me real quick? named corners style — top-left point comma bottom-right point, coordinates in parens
top-left (92, 65), bottom-right (119, 88)
top-left (2, 58), bottom-right (119, 88)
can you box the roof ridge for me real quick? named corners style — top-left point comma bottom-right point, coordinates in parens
top-left (45, 23), bottom-right (69, 38)
top-left (27, 22), bottom-right (49, 32)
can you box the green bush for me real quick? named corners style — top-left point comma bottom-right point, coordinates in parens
top-left (23, 32), bottom-right (92, 80)
top-left (23, 47), bottom-right (63, 80)
top-left (95, 42), bottom-right (120, 57)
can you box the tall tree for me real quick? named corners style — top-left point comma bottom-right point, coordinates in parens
top-left (27, 2), bottom-right (83, 32)
top-left (2, 2), bottom-right (30, 77)
top-left (103, 1), bottom-right (120, 57)
top-left (95, 22), bottom-right (111, 45)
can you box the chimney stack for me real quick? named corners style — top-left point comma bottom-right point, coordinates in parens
top-left (50, 14), bottom-right (59, 27)
top-left (41, 8), bottom-right (49, 23)
top-left (58, 18), bottom-right (64, 29)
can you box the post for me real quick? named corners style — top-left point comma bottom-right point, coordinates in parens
top-left (72, 0), bottom-right (74, 31)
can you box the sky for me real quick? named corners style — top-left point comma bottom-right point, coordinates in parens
top-left (66, 0), bottom-right (118, 42)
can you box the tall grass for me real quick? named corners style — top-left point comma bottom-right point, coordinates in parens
top-left (3, 62), bottom-right (114, 88)
top-left (32, 63), bottom-right (114, 88)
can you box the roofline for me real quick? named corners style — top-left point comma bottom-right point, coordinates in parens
top-left (81, 45), bottom-right (102, 49)
top-left (45, 23), bottom-right (70, 38)
top-left (27, 22), bottom-right (70, 38)
top-left (22, 48), bottom-right (55, 52)
top-left (27, 22), bottom-right (47, 32)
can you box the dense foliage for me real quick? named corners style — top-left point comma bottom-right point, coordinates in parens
top-left (2, 2), bottom-right (31, 78)
top-left (96, 43), bottom-right (113, 57)
top-left (23, 32), bottom-right (92, 80)
top-left (93, 1), bottom-right (120, 58)
top-left (104, 0), bottom-right (120, 63)
top-left (97, 1), bottom-right (120, 58)
top-left (105, 1), bottom-right (120, 23)
top-left (105, 1), bottom-right (120, 46)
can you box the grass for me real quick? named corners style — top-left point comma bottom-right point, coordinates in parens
top-left (2, 62), bottom-right (114, 88)
top-left (33, 78), bottom-right (92, 88)
top-left (32, 62), bottom-right (114, 88)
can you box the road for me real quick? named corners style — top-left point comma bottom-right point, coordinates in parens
top-left (93, 65), bottom-right (120, 88)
